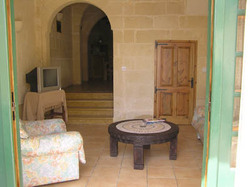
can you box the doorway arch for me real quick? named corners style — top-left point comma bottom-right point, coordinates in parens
top-left (48, 3), bottom-right (113, 91)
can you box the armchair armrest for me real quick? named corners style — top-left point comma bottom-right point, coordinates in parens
top-left (192, 106), bottom-right (205, 143)
top-left (22, 119), bottom-right (66, 137)
top-left (21, 131), bottom-right (83, 157)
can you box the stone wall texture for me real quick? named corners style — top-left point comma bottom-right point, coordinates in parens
top-left (50, 6), bottom-right (73, 88)
top-left (15, 0), bottom-right (208, 121)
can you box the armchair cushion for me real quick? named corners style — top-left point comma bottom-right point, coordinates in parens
top-left (22, 119), bottom-right (66, 137)
top-left (19, 121), bottom-right (29, 139)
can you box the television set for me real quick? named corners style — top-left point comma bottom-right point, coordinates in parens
top-left (26, 67), bottom-right (61, 92)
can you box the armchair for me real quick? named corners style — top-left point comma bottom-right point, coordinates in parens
top-left (20, 119), bottom-right (86, 187)
top-left (191, 106), bottom-right (205, 143)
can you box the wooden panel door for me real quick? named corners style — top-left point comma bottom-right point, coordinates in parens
top-left (155, 41), bottom-right (196, 124)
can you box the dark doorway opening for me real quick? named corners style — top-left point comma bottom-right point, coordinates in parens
top-left (88, 17), bottom-right (113, 84)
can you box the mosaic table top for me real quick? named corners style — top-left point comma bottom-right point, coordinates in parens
top-left (116, 120), bottom-right (171, 134)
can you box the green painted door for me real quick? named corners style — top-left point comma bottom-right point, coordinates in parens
top-left (0, 0), bottom-right (22, 186)
top-left (202, 0), bottom-right (246, 186)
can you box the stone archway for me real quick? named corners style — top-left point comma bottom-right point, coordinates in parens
top-left (40, 0), bottom-right (114, 85)
top-left (48, 2), bottom-right (113, 88)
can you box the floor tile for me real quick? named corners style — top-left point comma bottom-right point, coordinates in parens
top-left (97, 156), bottom-right (123, 167)
top-left (148, 167), bottom-right (175, 178)
top-left (117, 176), bottom-right (147, 187)
top-left (92, 165), bottom-right (120, 177)
top-left (87, 176), bottom-right (117, 187)
top-left (177, 179), bottom-right (201, 187)
top-left (174, 168), bottom-right (202, 179)
top-left (121, 157), bottom-right (134, 168)
top-left (172, 159), bottom-right (201, 168)
top-left (79, 165), bottom-right (95, 177)
top-left (146, 156), bottom-right (173, 168)
top-left (101, 146), bottom-right (125, 158)
top-left (150, 143), bottom-right (169, 150)
top-left (84, 156), bottom-right (99, 167)
top-left (177, 151), bottom-right (203, 159)
top-left (119, 167), bottom-right (147, 178)
top-left (145, 149), bottom-right (169, 158)
top-left (42, 177), bottom-right (89, 187)
top-left (148, 178), bottom-right (177, 187)
top-left (39, 124), bottom-right (204, 187)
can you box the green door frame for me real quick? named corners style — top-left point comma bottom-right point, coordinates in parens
top-left (202, 0), bottom-right (240, 186)
top-left (0, 0), bottom-right (244, 187)
top-left (0, 0), bottom-right (22, 186)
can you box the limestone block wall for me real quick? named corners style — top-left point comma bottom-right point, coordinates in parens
top-left (71, 4), bottom-right (88, 84)
top-left (108, 0), bottom-right (208, 120)
top-left (14, 0), bottom-right (38, 104)
top-left (15, 0), bottom-right (208, 121)
top-left (50, 6), bottom-right (73, 88)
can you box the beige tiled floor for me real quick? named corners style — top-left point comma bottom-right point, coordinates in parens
top-left (44, 124), bottom-right (203, 187)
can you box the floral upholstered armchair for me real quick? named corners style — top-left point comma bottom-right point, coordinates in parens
top-left (19, 119), bottom-right (86, 187)
top-left (191, 106), bottom-right (205, 143)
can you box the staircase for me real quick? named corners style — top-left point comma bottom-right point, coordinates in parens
top-left (66, 92), bottom-right (113, 125)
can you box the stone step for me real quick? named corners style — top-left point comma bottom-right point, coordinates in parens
top-left (66, 92), bottom-right (113, 100)
top-left (67, 99), bottom-right (113, 108)
top-left (66, 91), bottom-right (114, 125)
top-left (68, 108), bottom-right (113, 117)
top-left (67, 117), bottom-right (113, 125)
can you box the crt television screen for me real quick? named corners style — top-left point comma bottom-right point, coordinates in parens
top-left (43, 69), bottom-right (58, 87)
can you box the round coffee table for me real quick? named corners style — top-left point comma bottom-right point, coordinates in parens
top-left (108, 119), bottom-right (179, 170)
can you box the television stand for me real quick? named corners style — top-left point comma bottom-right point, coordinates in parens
top-left (44, 103), bottom-right (66, 121)
top-left (22, 90), bottom-right (68, 122)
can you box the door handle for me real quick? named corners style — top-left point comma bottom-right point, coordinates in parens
top-left (155, 87), bottom-right (168, 93)
top-left (188, 78), bottom-right (194, 88)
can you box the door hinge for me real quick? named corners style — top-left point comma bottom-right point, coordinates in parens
top-left (208, 101), bottom-right (211, 122)
top-left (11, 92), bottom-right (15, 121)
top-left (155, 87), bottom-right (168, 93)
top-left (155, 41), bottom-right (168, 48)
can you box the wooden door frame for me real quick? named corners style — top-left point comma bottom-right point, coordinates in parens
top-left (154, 40), bottom-right (197, 123)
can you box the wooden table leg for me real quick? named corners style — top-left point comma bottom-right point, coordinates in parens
top-left (143, 145), bottom-right (151, 149)
top-left (133, 145), bottom-right (144, 169)
top-left (110, 136), bottom-right (118, 157)
top-left (169, 136), bottom-right (177, 160)
top-left (62, 105), bottom-right (66, 122)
